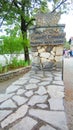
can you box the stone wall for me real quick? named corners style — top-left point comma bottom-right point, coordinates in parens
top-left (0, 66), bottom-right (31, 82)
top-left (31, 45), bottom-right (63, 70)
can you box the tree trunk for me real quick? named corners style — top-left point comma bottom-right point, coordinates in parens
top-left (21, 16), bottom-right (30, 64)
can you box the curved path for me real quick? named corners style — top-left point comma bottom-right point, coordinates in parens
top-left (0, 70), bottom-right (68, 130)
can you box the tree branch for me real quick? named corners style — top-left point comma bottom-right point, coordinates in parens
top-left (0, 0), bottom-right (15, 27)
top-left (51, 0), bottom-right (68, 13)
top-left (26, 18), bottom-right (35, 28)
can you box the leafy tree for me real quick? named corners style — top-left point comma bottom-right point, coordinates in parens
top-left (0, 0), bottom-right (73, 63)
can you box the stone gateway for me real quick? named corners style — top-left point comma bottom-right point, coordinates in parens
top-left (29, 12), bottom-right (66, 70)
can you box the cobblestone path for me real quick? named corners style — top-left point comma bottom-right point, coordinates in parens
top-left (0, 70), bottom-right (68, 130)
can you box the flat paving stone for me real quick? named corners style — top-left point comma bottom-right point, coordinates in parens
top-left (40, 125), bottom-right (56, 130)
top-left (37, 104), bottom-right (48, 108)
top-left (6, 85), bottom-right (22, 94)
top-left (29, 78), bottom-right (40, 83)
top-left (52, 81), bottom-right (64, 85)
top-left (17, 89), bottom-right (26, 95)
top-left (35, 86), bottom-right (47, 95)
top-left (12, 95), bottom-right (28, 106)
top-left (0, 110), bottom-right (12, 121)
top-left (1, 105), bottom-right (28, 128)
top-left (47, 85), bottom-right (64, 98)
top-left (25, 84), bottom-right (38, 90)
top-left (9, 116), bottom-right (37, 130)
top-left (28, 95), bottom-right (48, 106)
top-left (25, 90), bottom-right (33, 97)
top-left (38, 81), bottom-right (50, 86)
top-left (48, 98), bottom-right (64, 110)
top-left (0, 94), bottom-right (14, 103)
top-left (13, 79), bottom-right (28, 85)
top-left (0, 99), bottom-right (17, 109)
top-left (29, 109), bottom-right (68, 130)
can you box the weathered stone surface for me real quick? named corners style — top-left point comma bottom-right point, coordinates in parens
top-left (0, 110), bottom-right (12, 121)
top-left (29, 78), bottom-right (40, 83)
top-left (37, 104), bottom-right (48, 108)
top-left (47, 85), bottom-right (64, 98)
top-left (38, 81), bottom-right (50, 86)
top-left (40, 125), bottom-right (56, 130)
top-left (52, 80), bottom-right (64, 85)
top-left (29, 109), bottom-right (68, 130)
top-left (0, 99), bottom-right (17, 109)
top-left (28, 95), bottom-right (48, 106)
top-left (48, 98), bottom-right (64, 110)
top-left (6, 85), bottom-right (22, 93)
top-left (55, 56), bottom-right (62, 61)
top-left (54, 76), bottom-right (61, 81)
top-left (17, 89), bottom-right (26, 95)
top-left (35, 86), bottom-right (47, 95)
top-left (12, 79), bottom-right (28, 85)
top-left (1, 105), bottom-right (28, 128)
top-left (0, 93), bottom-right (14, 103)
top-left (25, 84), bottom-right (38, 90)
top-left (12, 96), bottom-right (28, 106)
top-left (25, 90), bottom-right (33, 97)
top-left (40, 52), bottom-right (50, 59)
top-left (9, 116), bottom-right (37, 130)
top-left (56, 46), bottom-right (63, 56)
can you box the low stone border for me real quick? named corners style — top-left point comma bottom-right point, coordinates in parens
top-left (0, 66), bottom-right (31, 82)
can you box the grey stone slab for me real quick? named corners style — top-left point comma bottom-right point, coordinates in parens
top-left (54, 76), bottom-right (61, 81)
top-left (1, 105), bottom-right (28, 128)
top-left (17, 89), bottom-right (26, 95)
top-left (25, 84), bottom-right (38, 90)
top-left (37, 104), bottom-right (48, 108)
top-left (9, 116), bottom-right (37, 130)
top-left (40, 125), bottom-right (56, 130)
top-left (12, 96), bottom-right (28, 106)
top-left (47, 85), bottom-right (64, 98)
top-left (29, 109), bottom-right (68, 130)
top-left (42, 77), bottom-right (52, 81)
top-left (28, 95), bottom-right (48, 106)
top-left (13, 79), bottom-right (28, 85)
top-left (52, 81), bottom-right (64, 85)
top-left (48, 98), bottom-right (64, 110)
top-left (6, 85), bottom-right (22, 94)
top-left (0, 94), bottom-right (14, 103)
top-left (0, 110), bottom-right (12, 121)
top-left (35, 86), bottom-right (47, 95)
top-left (38, 81), bottom-right (50, 86)
top-left (25, 90), bottom-right (33, 97)
top-left (0, 99), bottom-right (17, 109)
top-left (29, 78), bottom-right (40, 83)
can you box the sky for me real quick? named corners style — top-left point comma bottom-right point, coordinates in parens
top-left (59, 12), bottom-right (73, 41)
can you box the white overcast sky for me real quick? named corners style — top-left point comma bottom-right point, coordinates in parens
top-left (59, 12), bottom-right (73, 41)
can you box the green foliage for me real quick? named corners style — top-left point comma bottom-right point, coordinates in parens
top-left (11, 57), bottom-right (29, 69)
top-left (0, 64), bottom-right (2, 73)
top-left (0, 36), bottom-right (23, 54)
top-left (64, 42), bottom-right (70, 50)
top-left (11, 57), bottom-right (19, 68)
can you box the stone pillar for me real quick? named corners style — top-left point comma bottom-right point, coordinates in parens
top-left (29, 12), bottom-right (66, 70)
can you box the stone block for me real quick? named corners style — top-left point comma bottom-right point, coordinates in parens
top-left (40, 52), bottom-right (50, 58)
top-left (56, 46), bottom-right (63, 56)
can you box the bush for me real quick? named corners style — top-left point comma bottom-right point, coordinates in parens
top-left (0, 64), bottom-right (2, 73)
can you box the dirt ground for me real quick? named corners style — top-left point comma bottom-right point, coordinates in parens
top-left (0, 58), bottom-right (73, 130)
top-left (0, 73), bottom-right (25, 93)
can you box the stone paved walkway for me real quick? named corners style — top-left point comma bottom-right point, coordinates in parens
top-left (0, 70), bottom-right (68, 130)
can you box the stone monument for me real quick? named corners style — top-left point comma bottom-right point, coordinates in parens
top-left (29, 12), bottom-right (66, 70)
